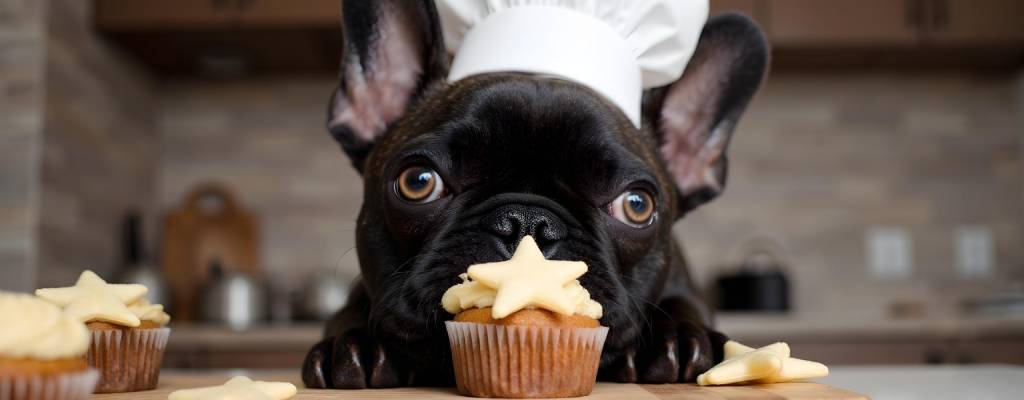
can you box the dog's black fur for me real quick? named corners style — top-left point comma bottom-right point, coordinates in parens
top-left (303, 0), bottom-right (768, 388)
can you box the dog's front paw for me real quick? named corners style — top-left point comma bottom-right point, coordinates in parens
top-left (633, 319), bottom-right (728, 384)
top-left (301, 328), bottom-right (406, 389)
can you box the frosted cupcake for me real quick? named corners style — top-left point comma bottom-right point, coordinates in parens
top-left (0, 291), bottom-right (99, 400)
top-left (36, 270), bottom-right (171, 393)
top-left (442, 236), bottom-right (607, 398)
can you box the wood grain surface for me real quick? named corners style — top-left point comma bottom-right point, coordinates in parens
top-left (90, 373), bottom-right (868, 399)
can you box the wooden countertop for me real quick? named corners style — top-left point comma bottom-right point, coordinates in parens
top-left (91, 372), bottom-right (867, 399)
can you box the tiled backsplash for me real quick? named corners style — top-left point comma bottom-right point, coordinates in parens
top-left (678, 72), bottom-right (1024, 319)
top-left (158, 71), bottom-right (1024, 318)
top-left (0, 0), bottom-right (160, 291)
top-left (159, 79), bottom-right (362, 286)
top-left (37, 0), bottom-right (160, 288)
top-left (0, 0), bottom-right (45, 291)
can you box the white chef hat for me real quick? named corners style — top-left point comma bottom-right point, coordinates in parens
top-left (438, 0), bottom-right (709, 127)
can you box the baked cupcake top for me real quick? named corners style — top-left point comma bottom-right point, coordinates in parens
top-left (442, 236), bottom-right (603, 319)
top-left (0, 291), bottom-right (90, 360)
top-left (35, 270), bottom-right (170, 327)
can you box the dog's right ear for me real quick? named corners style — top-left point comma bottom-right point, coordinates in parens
top-left (329, 0), bottom-right (448, 173)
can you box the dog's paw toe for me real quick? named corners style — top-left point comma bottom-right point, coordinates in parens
top-left (329, 334), bottom-right (369, 389)
top-left (302, 337), bottom-right (338, 389)
top-left (675, 323), bottom-right (727, 383)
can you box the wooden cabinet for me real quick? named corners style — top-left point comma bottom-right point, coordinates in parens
top-left (763, 0), bottom-right (1024, 47)
top-left (710, 0), bottom-right (761, 19)
top-left (767, 0), bottom-right (919, 46)
top-left (93, 0), bottom-right (1024, 76)
top-left (95, 0), bottom-right (338, 30)
top-left (924, 0), bottom-right (1024, 43)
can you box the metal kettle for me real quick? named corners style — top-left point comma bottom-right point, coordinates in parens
top-left (198, 260), bottom-right (266, 330)
top-left (715, 237), bottom-right (791, 312)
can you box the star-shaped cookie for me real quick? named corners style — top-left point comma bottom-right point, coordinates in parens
top-left (697, 341), bottom-right (829, 385)
top-left (467, 235), bottom-right (587, 318)
top-left (35, 270), bottom-right (148, 326)
top-left (168, 376), bottom-right (297, 400)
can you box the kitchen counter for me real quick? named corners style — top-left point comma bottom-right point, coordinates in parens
top-left (820, 365), bottom-right (1024, 400)
top-left (90, 372), bottom-right (867, 399)
top-left (89, 366), bottom-right (1024, 399)
top-left (162, 315), bottom-right (1024, 368)
top-left (717, 313), bottom-right (1024, 342)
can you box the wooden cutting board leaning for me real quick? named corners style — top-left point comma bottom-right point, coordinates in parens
top-left (89, 373), bottom-right (868, 399)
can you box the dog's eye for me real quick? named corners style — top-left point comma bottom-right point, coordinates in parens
top-left (609, 189), bottom-right (656, 227)
top-left (395, 166), bottom-right (445, 203)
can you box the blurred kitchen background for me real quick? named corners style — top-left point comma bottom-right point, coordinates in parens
top-left (2, 0), bottom-right (1023, 369)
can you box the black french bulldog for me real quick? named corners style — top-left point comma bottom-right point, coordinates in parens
top-left (303, 0), bottom-right (768, 388)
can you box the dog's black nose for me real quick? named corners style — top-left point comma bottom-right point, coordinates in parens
top-left (481, 204), bottom-right (567, 253)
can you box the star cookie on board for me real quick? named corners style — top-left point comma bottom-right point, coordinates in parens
top-left (467, 235), bottom-right (588, 318)
top-left (697, 341), bottom-right (829, 385)
top-left (168, 376), bottom-right (297, 400)
top-left (35, 270), bottom-right (147, 326)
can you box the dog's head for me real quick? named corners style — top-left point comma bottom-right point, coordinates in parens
top-left (328, 1), bottom-right (767, 365)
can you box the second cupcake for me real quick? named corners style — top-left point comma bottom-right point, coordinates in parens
top-left (442, 236), bottom-right (607, 398)
top-left (36, 270), bottom-right (171, 393)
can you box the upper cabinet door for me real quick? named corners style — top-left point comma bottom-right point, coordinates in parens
top-left (96, 0), bottom-right (233, 30)
top-left (710, 0), bottom-right (760, 18)
top-left (95, 0), bottom-right (339, 31)
top-left (924, 0), bottom-right (1024, 43)
top-left (231, 0), bottom-right (338, 28)
top-left (767, 0), bottom-right (920, 46)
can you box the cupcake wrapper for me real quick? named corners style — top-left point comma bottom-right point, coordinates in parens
top-left (446, 321), bottom-right (608, 398)
top-left (0, 368), bottom-right (99, 400)
top-left (87, 327), bottom-right (170, 393)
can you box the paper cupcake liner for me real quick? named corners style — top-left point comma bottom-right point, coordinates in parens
top-left (0, 368), bottom-right (99, 400)
top-left (446, 321), bottom-right (608, 398)
top-left (87, 327), bottom-right (170, 393)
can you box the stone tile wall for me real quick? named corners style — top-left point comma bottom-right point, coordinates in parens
top-left (37, 0), bottom-right (159, 287)
top-left (0, 0), bottom-right (46, 291)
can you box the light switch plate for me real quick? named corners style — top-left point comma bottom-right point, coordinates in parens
top-left (956, 225), bottom-right (994, 279)
top-left (866, 227), bottom-right (912, 279)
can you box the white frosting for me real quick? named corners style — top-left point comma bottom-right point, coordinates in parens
top-left (0, 291), bottom-right (90, 360)
top-left (442, 274), bottom-right (603, 320)
top-left (129, 297), bottom-right (171, 326)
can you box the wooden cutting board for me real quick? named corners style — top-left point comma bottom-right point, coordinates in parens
top-left (90, 373), bottom-right (867, 399)
top-left (162, 183), bottom-right (260, 321)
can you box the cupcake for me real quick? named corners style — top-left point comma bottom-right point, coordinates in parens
top-left (442, 236), bottom-right (607, 398)
top-left (35, 270), bottom-right (171, 393)
top-left (0, 291), bottom-right (99, 400)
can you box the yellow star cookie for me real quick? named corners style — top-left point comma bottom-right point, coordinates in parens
top-left (723, 341), bottom-right (829, 383)
top-left (168, 376), bottom-right (297, 400)
top-left (697, 341), bottom-right (829, 385)
top-left (467, 235), bottom-right (587, 318)
top-left (35, 270), bottom-right (147, 326)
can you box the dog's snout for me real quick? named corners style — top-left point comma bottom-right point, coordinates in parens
top-left (481, 204), bottom-right (567, 253)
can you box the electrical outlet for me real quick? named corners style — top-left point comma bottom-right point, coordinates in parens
top-left (866, 227), bottom-right (912, 279)
top-left (956, 226), bottom-right (993, 279)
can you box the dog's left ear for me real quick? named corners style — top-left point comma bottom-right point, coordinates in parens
top-left (329, 0), bottom-right (448, 173)
top-left (643, 13), bottom-right (768, 217)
